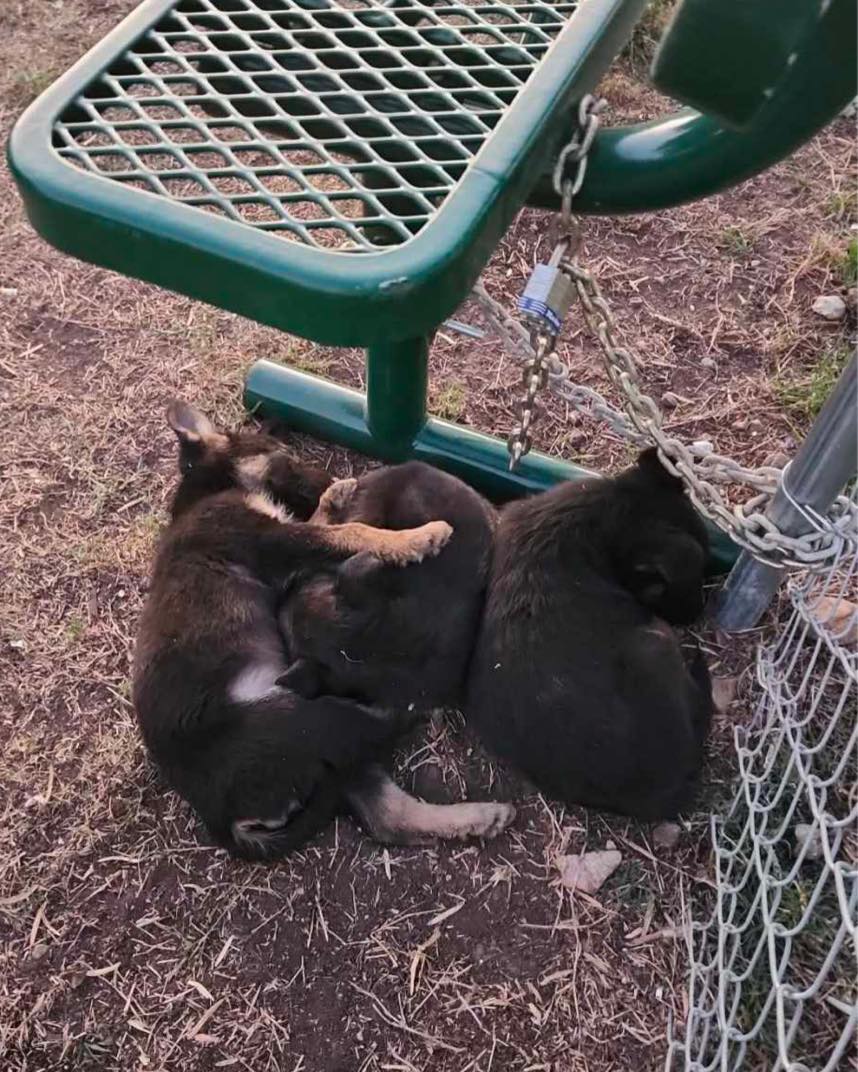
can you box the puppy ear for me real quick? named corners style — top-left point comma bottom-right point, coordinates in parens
top-left (636, 447), bottom-right (684, 490)
top-left (166, 400), bottom-right (222, 447)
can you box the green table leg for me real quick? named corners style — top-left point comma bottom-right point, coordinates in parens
top-left (366, 336), bottom-right (429, 458)
top-left (244, 358), bottom-right (738, 572)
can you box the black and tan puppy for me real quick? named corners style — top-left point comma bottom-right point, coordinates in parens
top-left (466, 449), bottom-right (713, 821)
top-left (135, 405), bottom-right (513, 857)
top-left (280, 461), bottom-right (495, 711)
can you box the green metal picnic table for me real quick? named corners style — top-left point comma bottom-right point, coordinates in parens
top-left (9, 0), bottom-right (856, 550)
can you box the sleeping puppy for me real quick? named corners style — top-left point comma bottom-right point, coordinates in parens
top-left (465, 448), bottom-right (713, 821)
top-left (280, 461), bottom-right (496, 711)
top-left (133, 403), bottom-right (456, 859)
top-left (277, 462), bottom-right (516, 844)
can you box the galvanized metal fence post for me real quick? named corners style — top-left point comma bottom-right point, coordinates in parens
top-left (714, 355), bottom-right (857, 631)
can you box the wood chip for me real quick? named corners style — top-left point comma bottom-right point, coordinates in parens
top-left (811, 597), bottom-right (858, 646)
top-left (652, 822), bottom-right (682, 851)
top-left (556, 850), bottom-right (622, 894)
top-left (712, 676), bottom-right (738, 714)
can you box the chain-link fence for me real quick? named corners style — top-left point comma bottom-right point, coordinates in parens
top-left (469, 260), bottom-right (856, 1071)
top-left (666, 482), bottom-right (858, 1072)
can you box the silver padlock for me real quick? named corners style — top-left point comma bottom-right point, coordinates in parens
top-left (518, 239), bottom-right (576, 336)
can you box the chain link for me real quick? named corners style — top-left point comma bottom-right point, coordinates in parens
top-left (472, 96), bottom-right (857, 570)
top-left (506, 96), bottom-right (606, 466)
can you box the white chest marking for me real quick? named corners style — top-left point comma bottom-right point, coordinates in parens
top-left (229, 662), bottom-right (284, 705)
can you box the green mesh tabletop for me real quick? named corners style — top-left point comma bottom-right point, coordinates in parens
top-left (10, 0), bottom-right (642, 346)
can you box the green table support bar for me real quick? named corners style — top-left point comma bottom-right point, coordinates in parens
top-left (529, 0), bottom-right (857, 215)
top-left (245, 358), bottom-right (739, 573)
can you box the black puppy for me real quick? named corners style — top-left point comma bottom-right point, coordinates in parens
top-left (133, 403), bottom-right (456, 859)
top-left (466, 449), bottom-right (713, 821)
top-left (277, 462), bottom-right (517, 844)
top-left (280, 461), bottom-right (496, 711)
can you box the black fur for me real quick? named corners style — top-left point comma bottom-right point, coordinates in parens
top-left (465, 449), bottom-right (713, 820)
top-left (280, 461), bottom-right (495, 709)
top-left (133, 405), bottom-right (446, 860)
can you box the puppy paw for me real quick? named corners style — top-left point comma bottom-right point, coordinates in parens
top-left (458, 802), bottom-right (517, 840)
top-left (312, 477), bottom-right (358, 524)
top-left (401, 520), bottom-right (453, 563)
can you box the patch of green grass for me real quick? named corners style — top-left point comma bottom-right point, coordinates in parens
top-left (286, 350), bottom-right (331, 376)
top-left (826, 190), bottom-right (858, 224)
top-left (431, 381), bottom-right (467, 422)
top-left (839, 237), bottom-right (858, 285)
top-left (775, 347), bottom-right (851, 423)
top-left (719, 226), bottom-right (753, 257)
top-left (65, 616), bottom-right (86, 643)
top-left (9, 69), bottom-right (57, 108)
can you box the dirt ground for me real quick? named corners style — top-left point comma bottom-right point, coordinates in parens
top-left (1, 3), bottom-right (855, 1071)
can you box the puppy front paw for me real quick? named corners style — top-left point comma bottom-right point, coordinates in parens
top-left (401, 520), bottom-right (453, 563)
top-left (311, 477), bottom-right (358, 524)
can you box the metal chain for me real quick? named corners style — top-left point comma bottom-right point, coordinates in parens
top-left (506, 97), bottom-right (605, 467)
top-left (472, 97), bottom-right (857, 570)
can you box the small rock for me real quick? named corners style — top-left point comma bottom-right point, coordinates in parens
top-left (30, 943), bottom-right (49, 961)
top-left (700, 356), bottom-right (717, 371)
top-left (556, 849), bottom-right (622, 895)
top-left (733, 418), bottom-right (748, 431)
top-left (652, 822), bottom-right (682, 851)
top-left (712, 676), bottom-right (738, 715)
top-left (661, 391), bottom-right (680, 409)
top-left (794, 823), bottom-right (824, 860)
top-left (764, 451), bottom-right (789, 470)
top-left (691, 440), bottom-right (714, 456)
top-left (750, 259), bottom-right (761, 268)
top-left (812, 294), bottom-right (846, 320)
top-left (0, 286), bottom-right (18, 297)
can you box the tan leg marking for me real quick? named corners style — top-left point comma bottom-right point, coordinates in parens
top-left (346, 768), bottom-right (515, 845)
top-left (323, 520), bottom-right (452, 565)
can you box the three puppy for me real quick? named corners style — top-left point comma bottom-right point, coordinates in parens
top-left (134, 404), bottom-right (712, 859)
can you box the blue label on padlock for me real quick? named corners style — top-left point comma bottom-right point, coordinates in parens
top-left (518, 296), bottom-right (562, 334)
top-left (518, 263), bottom-right (564, 334)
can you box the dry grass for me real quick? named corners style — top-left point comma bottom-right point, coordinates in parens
top-left (1, 3), bottom-right (856, 1071)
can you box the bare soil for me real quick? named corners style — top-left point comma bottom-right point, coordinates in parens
top-left (1, 3), bottom-right (855, 1071)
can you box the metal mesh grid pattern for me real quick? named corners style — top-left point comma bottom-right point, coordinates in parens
top-left (667, 486), bottom-right (858, 1071)
top-left (53, 0), bottom-right (578, 252)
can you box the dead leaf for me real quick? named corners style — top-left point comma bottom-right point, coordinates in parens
top-left (556, 849), bottom-right (622, 894)
top-left (652, 822), bottom-right (682, 851)
top-left (794, 823), bottom-right (825, 861)
top-left (811, 597), bottom-right (858, 646)
top-left (712, 676), bottom-right (738, 714)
